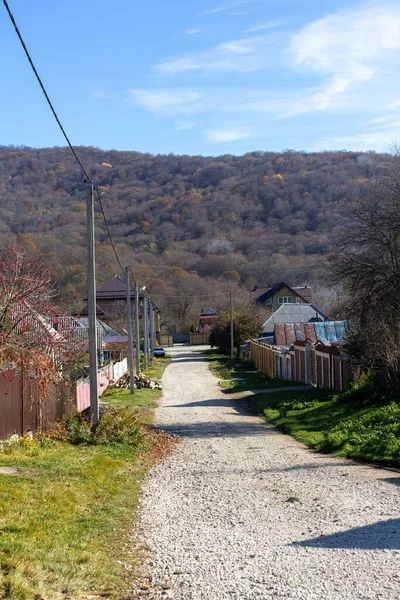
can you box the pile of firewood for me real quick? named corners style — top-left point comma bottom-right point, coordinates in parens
top-left (113, 372), bottom-right (162, 390)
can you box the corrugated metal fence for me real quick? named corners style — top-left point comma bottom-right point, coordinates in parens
top-left (76, 358), bottom-right (127, 412)
top-left (0, 358), bottom-right (128, 440)
top-left (0, 369), bottom-right (74, 439)
top-left (250, 339), bottom-right (351, 391)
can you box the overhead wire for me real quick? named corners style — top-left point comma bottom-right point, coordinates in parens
top-left (3, 0), bottom-right (127, 274)
top-left (3, 0), bottom-right (92, 183)
top-left (2, 0), bottom-right (325, 290)
top-left (95, 186), bottom-right (125, 274)
top-left (149, 292), bottom-right (232, 298)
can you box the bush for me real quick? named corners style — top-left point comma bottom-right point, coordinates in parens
top-left (63, 415), bottom-right (93, 445)
top-left (94, 407), bottom-right (144, 447)
top-left (62, 408), bottom-right (144, 447)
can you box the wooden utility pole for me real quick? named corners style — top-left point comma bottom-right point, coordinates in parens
top-left (86, 182), bottom-right (99, 427)
top-left (125, 267), bottom-right (134, 394)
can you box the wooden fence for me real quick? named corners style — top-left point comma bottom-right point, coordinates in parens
top-left (249, 339), bottom-right (351, 391)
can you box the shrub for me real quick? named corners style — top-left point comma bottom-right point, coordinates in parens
top-left (94, 407), bottom-right (144, 447)
top-left (62, 407), bottom-right (144, 447)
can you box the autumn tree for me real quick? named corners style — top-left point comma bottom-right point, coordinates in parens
top-left (0, 245), bottom-right (85, 418)
top-left (209, 303), bottom-right (263, 358)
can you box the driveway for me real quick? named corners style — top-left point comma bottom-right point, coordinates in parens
top-left (134, 345), bottom-right (400, 600)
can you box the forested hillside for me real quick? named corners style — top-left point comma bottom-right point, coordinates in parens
top-left (0, 145), bottom-right (382, 324)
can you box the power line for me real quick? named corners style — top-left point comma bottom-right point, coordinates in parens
top-left (95, 186), bottom-right (125, 273)
top-left (3, 0), bottom-right (126, 276)
top-left (150, 292), bottom-right (231, 298)
top-left (3, 0), bottom-right (92, 183)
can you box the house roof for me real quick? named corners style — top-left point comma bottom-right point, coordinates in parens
top-left (262, 303), bottom-right (327, 330)
top-left (199, 307), bottom-right (219, 319)
top-left (75, 317), bottom-right (118, 336)
top-left (255, 282), bottom-right (313, 305)
top-left (95, 276), bottom-right (130, 300)
top-left (275, 320), bottom-right (349, 346)
top-left (103, 335), bottom-right (129, 344)
top-left (82, 276), bottom-right (160, 312)
top-left (292, 286), bottom-right (314, 304)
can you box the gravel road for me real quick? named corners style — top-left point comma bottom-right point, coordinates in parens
top-left (134, 346), bottom-right (400, 600)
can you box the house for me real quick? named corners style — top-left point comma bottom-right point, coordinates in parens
top-left (78, 276), bottom-right (161, 331)
top-left (252, 283), bottom-right (314, 311)
top-left (261, 303), bottom-right (327, 335)
top-left (198, 307), bottom-right (219, 332)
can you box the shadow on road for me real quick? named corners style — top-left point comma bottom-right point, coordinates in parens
top-left (157, 419), bottom-right (279, 438)
top-left (292, 518), bottom-right (400, 550)
top-left (379, 477), bottom-right (400, 487)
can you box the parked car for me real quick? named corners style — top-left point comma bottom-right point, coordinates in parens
top-left (153, 347), bottom-right (166, 357)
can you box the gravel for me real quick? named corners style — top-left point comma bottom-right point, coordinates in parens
top-left (133, 345), bottom-right (400, 600)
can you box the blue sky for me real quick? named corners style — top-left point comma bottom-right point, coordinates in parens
top-left (2, 0), bottom-right (400, 156)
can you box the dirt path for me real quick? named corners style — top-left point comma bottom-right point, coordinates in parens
top-left (134, 346), bottom-right (400, 600)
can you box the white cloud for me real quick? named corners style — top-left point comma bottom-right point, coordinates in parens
top-left (175, 121), bottom-right (196, 131)
top-left (155, 35), bottom-right (272, 76)
top-left (366, 115), bottom-right (399, 125)
top-left (197, 0), bottom-right (254, 17)
top-left (287, 5), bottom-right (400, 116)
top-left (128, 89), bottom-right (205, 115)
top-left (243, 20), bottom-right (284, 33)
top-left (312, 131), bottom-right (400, 152)
top-left (203, 126), bottom-right (254, 142)
top-left (384, 98), bottom-right (400, 110)
top-left (185, 28), bottom-right (200, 35)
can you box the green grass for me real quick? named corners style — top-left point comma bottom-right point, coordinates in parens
top-left (204, 349), bottom-right (400, 466)
top-left (203, 349), bottom-right (300, 392)
top-left (0, 357), bottom-right (171, 600)
top-left (249, 386), bottom-right (400, 466)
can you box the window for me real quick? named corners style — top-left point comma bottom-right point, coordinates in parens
top-left (296, 297), bottom-right (301, 304)
top-left (278, 296), bottom-right (293, 304)
top-left (266, 298), bottom-right (272, 305)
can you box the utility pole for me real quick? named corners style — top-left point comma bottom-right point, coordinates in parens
top-left (135, 280), bottom-right (140, 372)
top-left (149, 299), bottom-right (155, 357)
top-left (229, 291), bottom-right (234, 361)
top-left (143, 294), bottom-right (149, 370)
top-left (86, 182), bottom-right (99, 427)
top-left (125, 267), bottom-right (134, 394)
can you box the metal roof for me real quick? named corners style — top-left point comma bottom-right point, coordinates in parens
top-left (275, 320), bottom-right (349, 346)
top-left (262, 303), bottom-right (327, 330)
top-left (256, 282), bottom-right (314, 305)
top-left (199, 307), bottom-right (219, 318)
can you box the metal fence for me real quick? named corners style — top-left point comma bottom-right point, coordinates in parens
top-left (0, 368), bottom-right (74, 439)
top-left (0, 357), bottom-right (129, 440)
top-left (249, 339), bottom-right (351, 391)
top-left (76, 358), bottom-right (128, 412)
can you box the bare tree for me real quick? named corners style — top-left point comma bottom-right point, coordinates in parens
top-left (331, 152), bottom-right (400, 390)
